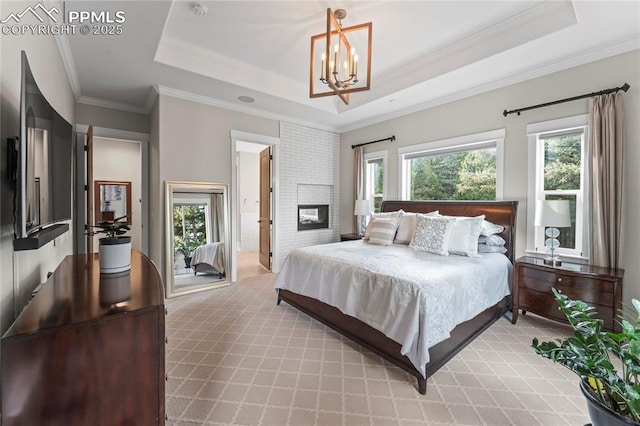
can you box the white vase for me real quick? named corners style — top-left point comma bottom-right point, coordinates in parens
top-left (98, 237), bottom-right (132, 274)
top-left (99, 271), bottom-right (132, 305)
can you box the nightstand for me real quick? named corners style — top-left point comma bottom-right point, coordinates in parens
top-left (512, 256), bottom-right (624, 331)
top-left (340, 233), bottom-right (363, 241)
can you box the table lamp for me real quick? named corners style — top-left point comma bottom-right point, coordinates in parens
top-left (354, 199), bottom-right (371, 236)
top-left (534, 199), bottom-right (571, 266)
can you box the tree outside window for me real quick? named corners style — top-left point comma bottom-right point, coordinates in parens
top-left (364, 152), bottom-right (387, 214)
top-left (367, 159), bottom-right (384, 212)
top-left (173, 204), bottom-right (207, 257)
top-left (409, 147), bottom-right (496, 201)
top-left (541, 133), bottom-right (582, 250)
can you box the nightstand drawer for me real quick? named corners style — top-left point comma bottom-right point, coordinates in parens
top-left (519, 267), bottom-right (614, 306)
top-left (519, 288), bottom-right (614, 330)
top-left (512, 256), bottom-right (624, 332)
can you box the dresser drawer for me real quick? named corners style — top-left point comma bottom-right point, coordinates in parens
top-left (519, 288), bottom-right (614, 330)
top-left (519, 267), bottom-right (614, 306)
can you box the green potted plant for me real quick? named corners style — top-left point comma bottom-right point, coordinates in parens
top-left (532, 288), bottom-right (640, 425)
top-left (88, 215), bottom-right (131, 274)
top-left (174, 237), bottom-right (197, 268)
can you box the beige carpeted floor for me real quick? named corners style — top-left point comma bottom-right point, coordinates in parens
top-left (165, 273), bottom-right (589, 425)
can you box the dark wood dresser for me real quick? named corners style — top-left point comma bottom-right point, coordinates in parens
top-left (1, 250), bottom-right (165, 425)
top-left (512, 256), bottom-right (624, 332)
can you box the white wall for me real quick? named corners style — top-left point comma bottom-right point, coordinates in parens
top-left (0, 0), bottom-right (76, 332)
top-left (237, 151), bottom-right (259, 252)
top-left (340, 49), bottom-right (640, 305)
top-left (278, 122), bottom-right (340, 270)
top-left (91, 137), bottom-right (142, 252)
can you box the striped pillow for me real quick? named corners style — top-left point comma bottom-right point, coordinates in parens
top-left (367, 218), bottom-right (398, 246)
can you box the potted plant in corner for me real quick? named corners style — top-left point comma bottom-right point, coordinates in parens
top-left (175, 237), bottom-right (197, 268)
top-left (532, 288), bottom-right (640, 425)
top-left (88, 215), bottom-right (132, 274)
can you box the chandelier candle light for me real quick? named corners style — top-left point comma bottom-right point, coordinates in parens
top-left (310, 8), bottom-right (372, 105)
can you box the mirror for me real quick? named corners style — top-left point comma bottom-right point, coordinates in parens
top-left (95, 180), bottom-right (131, 224)
top-left (165, 181), bottom-right (231, 297)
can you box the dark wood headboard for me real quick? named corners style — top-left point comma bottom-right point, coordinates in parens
top-left (380, 200), bottom-right (518, 263)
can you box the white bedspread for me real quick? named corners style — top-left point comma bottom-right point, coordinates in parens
top-left (191, 242), bottom-right (225, 274)
top-left (274, 240), bottom-right (512, 377)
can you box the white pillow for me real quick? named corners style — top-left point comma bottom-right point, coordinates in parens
top-left (480, 220), bottom-right (505, 237)
top-left (446, 215), bottom-right (485, 257)
top-left (478, 244), bottom-right (508, 254)
top-left (363, 210), bottom-right (402, 240)
top-left (366, 218), bottom-right (398, 246)
top-left (409, 215), bottom-right (455, 256)
top-left (394, 210), bottom-right (439, 244)
top-left (479, 234), bottom-right (506, 246)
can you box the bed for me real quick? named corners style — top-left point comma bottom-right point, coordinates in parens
top-left (275, 200), bottom-right (517, 394)
top-left (190, 242), bottom-right (225, 277)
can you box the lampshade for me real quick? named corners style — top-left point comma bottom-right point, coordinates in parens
top-left (354, 199), bottom-right (370, 216)
top-left (534, 200), bottom-right (571, 227)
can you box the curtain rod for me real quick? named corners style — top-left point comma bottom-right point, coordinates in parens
top-left (503, 83), bottom-right (630, 117)
top-left (351, 135), bottom-right (396, 149)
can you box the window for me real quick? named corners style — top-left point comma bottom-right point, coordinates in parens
top-left (399, 129), bottom-right (505, 201)
top-left (364, 150), bottom-right (387, 213)
top-left (173, 198), bottom-right (212, 252)
top-left (527, 115), bottom-right (588, 258)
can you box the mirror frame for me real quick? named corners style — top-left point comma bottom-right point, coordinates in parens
top-left (94, 180), bottom-right (132, 224)
top-left (164, 181), bottom-right (231, 298)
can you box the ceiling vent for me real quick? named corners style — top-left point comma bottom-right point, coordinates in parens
top-left (192, 2), bottom-right (208, 16)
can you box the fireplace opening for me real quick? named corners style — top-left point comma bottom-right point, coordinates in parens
top-left (298, 204), bottom-right (329, 231)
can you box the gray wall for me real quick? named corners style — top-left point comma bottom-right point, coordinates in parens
top-left (340, 49), bottom-right (640, 304)
top-left (75, 103), bottom-right (150, 134)
top-left (151, 94), bottom-right (280, 279)
top-left (0, 0), bottom-right (76, 333)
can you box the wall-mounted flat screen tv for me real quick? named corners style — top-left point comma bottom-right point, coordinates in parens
top-left (18, 51), bottom-right (73, 238)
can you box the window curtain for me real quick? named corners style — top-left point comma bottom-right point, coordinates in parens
top-left (353, 146), bottom-right (364, 232)
top-left (211, 193), bottom-right (225, 242)
top-left (589, 93), bottom-right (624, 269)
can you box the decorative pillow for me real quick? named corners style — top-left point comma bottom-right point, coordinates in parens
top-left (446, 215), bottom-right (485, 257)
top-left (363, 210), bottom-right (402, 240)
top-left (479, 234), bottom-right (506, 246)
top-left (366, 218), bottom-right (398, 246)
top-left (394, 210), bottom-right (439, 244)
top-left (409, 215), bottom-right (455, 256)
top-left (478, 244), bottom-right (508, 254)
top-left (480, 220), bottom-right (505, 237)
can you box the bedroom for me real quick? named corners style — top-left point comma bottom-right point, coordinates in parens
top-left (0, 0), bottom-right (639, 424)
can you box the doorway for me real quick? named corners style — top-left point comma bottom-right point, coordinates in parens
top-left (74, 125), bottom-right (149, 256)
top-left (230, 130), bottom-right (280, 282)
top-left (236, 142), bottom-right (271, 280)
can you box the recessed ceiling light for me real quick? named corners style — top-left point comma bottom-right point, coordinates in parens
top-left (192, 2), bottom-right (208, 16)
top-left (238, 96), bottom-right (255, 103)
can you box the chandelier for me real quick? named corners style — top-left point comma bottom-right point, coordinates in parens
top-left (310, 8), bottom-right (372, 105)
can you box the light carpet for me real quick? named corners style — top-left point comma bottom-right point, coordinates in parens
top-left (165, 273), bottom-right (588, 425)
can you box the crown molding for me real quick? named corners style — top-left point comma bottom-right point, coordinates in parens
top-left (144, 89), bottom-right (159, 112)
top-left (154, 85), bottom-right (338, 133)
top-left (338, 36), bottom-right (640, 133)
top-left (77, 96), bottom-right (150, 114)
top-left (154, 36), bottom-right (336, 114)
top-left (341, 0), bottom-right (577, 113)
